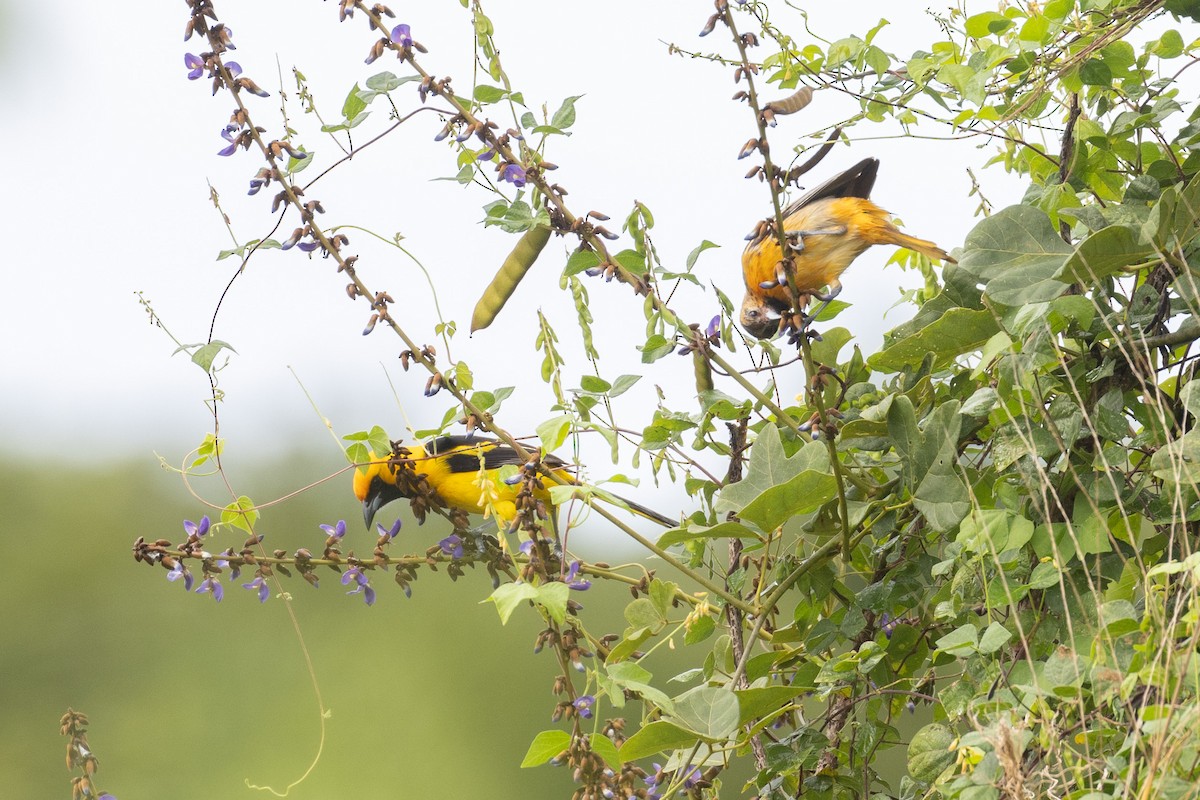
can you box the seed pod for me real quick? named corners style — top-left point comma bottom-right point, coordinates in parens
top-left (470, 224), bottom-right (552, 333)
top-left (693, 349), bottom-right (714, 394)
top-left (763, 86), bottom-right (814, 116)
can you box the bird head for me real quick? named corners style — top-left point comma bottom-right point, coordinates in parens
top-left (739, 292), bottom-right (782, 339)
top-left (354, 455), bottom-right (408, 529)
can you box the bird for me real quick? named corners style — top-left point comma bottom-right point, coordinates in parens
top-left (739, 157), bottom-right (955, 338)
top-left (354, 435), bottom-right (676, 530)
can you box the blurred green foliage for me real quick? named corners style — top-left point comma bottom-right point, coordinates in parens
top-left (0, 453), bottom-right (594, 798)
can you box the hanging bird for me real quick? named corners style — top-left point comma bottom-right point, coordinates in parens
top-left (739, 157), bottom-right (955, 338)
top-left (354, 435), bottom-right (675, 529)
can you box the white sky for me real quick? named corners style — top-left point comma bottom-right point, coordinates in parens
top-left (0, 1), bottom-right (1027, 481)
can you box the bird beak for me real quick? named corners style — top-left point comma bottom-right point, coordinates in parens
top-left (362, 489), bottom-right (386, 530)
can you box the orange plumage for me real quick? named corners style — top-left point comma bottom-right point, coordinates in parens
top-left (739, 158), bottom-right (954, 337)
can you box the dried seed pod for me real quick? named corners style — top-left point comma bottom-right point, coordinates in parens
top-left (763, 86), bottom-right (814, 116)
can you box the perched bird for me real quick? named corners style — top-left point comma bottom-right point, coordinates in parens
top-left (354, 435), bottom-right (676, 530)
top-left (739, 157), bottom-right (955, 338)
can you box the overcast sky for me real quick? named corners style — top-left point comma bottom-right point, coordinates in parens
top-left (1, 2), bottom-right (1026, 481)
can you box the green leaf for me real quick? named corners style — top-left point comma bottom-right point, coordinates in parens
top-left (1153, 29), bottom-right (1185, 58)
top-left (1056, 225), bottom-right (1155, 285)
top-left (190, 340), bottom-right (237, 372)
top-left (983, 263), bottom-right (1070, 305)
top-left (714, 429), bottom-right (837, 533)
top-left (1079, 58), bottom-right (1112, 86)
top-left (485, 582), bottom-right (539, 624)
top-left (589, 733), bottom-right (621, 769)
top-left (934, 624), bottom-right (979, 656)
top-left (657, 520), bottom-right (763, 548)
top-left (735, 686), bottom-right (807, 725)
top-left (668, 685), bottom-right (740, 739)
top-left (605, 627), bottom-right (652, 664)
top-left (606, 662), bottom-right (674, 710)
top-left (221, 495), bottom-right (258, 534)
top-left (564, 249), bottom-right (601, 277)
top-left (364, 71), bottom-right (419, 92)
top-left (579, 375), bottom-right (612, 394)
top-left (684, 615), bottom-right (716, 645)
top-left (977, 622), bottom-right (1012, 654)
top-left (625, 597), bottom-right (667, 631)
top-left (551, 95), bottom-right (583, 130)
top-left (908, 723), bottom-right (956, 782)
top-left (639, 334), bottom-right (677, 363)
top-left (826, 35), bottom-right (864, 66)
top-left (684, 240), bottom-right (720, 271)
top-left (913, 462), bottom-right (970, 532)
top-left (535, 582), bottom-right (570, 626)
top-left (521, 730), bottom-right (570, 767)
top-left (957, 205), bottom-right (1072, 290)
top-left (610, 374), bottom-right (641, 397)
top-left (537, 415), bottom-right (572, 453)
top-left (1166, 0), bottom-right (1200, 21)
top-left (959, 509), bottom-right (1035, 554)
top-left (869, 308), bottom-right (998, 372)
top-left (1027, 560), bottom-right (1062, 589)
top-left (473, 84), bottom-right (507, 103)
top-left (1018, 14), bottom-right (1050, 43)
top-left (342, 82), bottom-right (367, 120)
top-left (620, 721), bottom-right (699, 761)
top-left (965, 11), bottom-right (1013, 37)
top-left (1043, 648), bottom-right (1086, 692)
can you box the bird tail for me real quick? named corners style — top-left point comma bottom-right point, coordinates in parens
top-left (593, 488), bottom-right (676, 528)
top-left (880, 228), bottom-right (956, 264)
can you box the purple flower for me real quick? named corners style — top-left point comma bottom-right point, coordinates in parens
top-left (573, 694), bottom-right (595, 719)
top-left (377, 518), bottom-right (402, 541)
top-left (183, 515), bottom-right (211, 538)
top-left (218, 125), bottom-right (239, 156)
top-left (439, 533), bottom-right (464, 559)
top-left (390, 24), bottom-right (413, 47)
top-left (680, 766), bottom-right (702, 790)
top-left (565, 560), bottom-right (591, 591)
top-left (224, 61), bottom-right (243, 79)
top-left (320, 519), bottom-right (347, 540)
top-left (519, 540), bottom-right (534, 555)
top-left (167, 561), bottom-right (194, 591)
top-left (644, 764), bottom-right (664, 800)
top-left (196, 576), bottom-right (224, 602)
top-left (248, 169), bottom-right (271, 195)
top-left (476, 149), bottom-right (496, 161)
top-left (705, 314), bottom-right (720, 340)
top-left (184, 53), bottom-right (205, 80)
top-left (342, 566), bottom-right (376, 605)
top-left (500, 163), bottom-right (526, 187)
top-left (242, 576), bottom-right (269, 603)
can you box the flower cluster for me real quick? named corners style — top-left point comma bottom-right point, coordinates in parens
top-left (341, 565), bottom-right (376, 606)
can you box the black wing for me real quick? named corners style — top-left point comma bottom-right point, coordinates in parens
top-left (430, 435), bottom-right (568, 474)
top-left (778, 157), bottom-right (878, 219)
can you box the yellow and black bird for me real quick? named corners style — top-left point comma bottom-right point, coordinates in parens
top-left (740, 157), bottom-right (955, 338)
top-left (354, 435), bottom-right (676, 529)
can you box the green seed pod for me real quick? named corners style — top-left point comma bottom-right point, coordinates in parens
top-left (693, 349), bottom-right (714, 394)
top-left (471, 224), bottom-right (552, 333)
